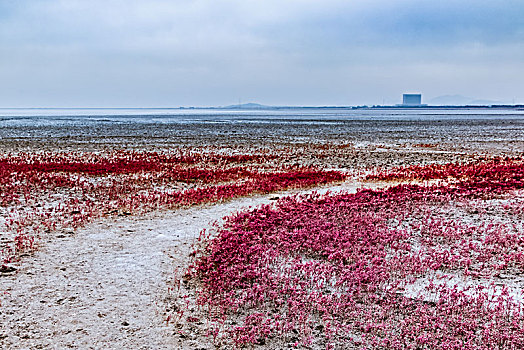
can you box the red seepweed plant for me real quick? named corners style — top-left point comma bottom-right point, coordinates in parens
top-left (0, 149), bottom-right (345, 265)
top-left (189, 158), bottom-right (524, 348)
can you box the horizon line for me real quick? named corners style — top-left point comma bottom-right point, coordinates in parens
top-left (1, 104), bottom-right (523, 110)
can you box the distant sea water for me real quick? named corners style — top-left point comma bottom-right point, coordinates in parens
top-left (1, 108), bottom-right (523, 151)
top-left (1, 107), bottom-right (524, 125)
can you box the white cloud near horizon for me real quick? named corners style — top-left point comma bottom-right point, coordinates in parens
top-left (0, 0), bottom-right (523, 106)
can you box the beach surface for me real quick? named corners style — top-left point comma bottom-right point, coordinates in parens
top-left (1, 108), bottom-right (524, 349)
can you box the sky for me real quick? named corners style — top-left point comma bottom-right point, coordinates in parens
top-left (0, 0), bottom-right (523, 107)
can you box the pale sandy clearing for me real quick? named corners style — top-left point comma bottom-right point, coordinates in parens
top-left (0, 181), bottom-right (365, 349)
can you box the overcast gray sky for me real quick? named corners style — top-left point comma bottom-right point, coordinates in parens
top-left (0, 0), bottom-right (523, 107)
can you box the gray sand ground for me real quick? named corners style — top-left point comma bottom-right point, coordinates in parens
top-left (2, 112), bottom-right (523, 348)
top-left (0, 182), bottom-right (364, 349)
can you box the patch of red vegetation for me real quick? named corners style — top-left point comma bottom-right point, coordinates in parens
top-left (189, 159), bottom-right (524, 348)
top-left (413, 143), bottom-right (439, 148)
top-left (0, 150), bottom-right (344, 264)
top-left (367, 156), bottom-right (523, 183)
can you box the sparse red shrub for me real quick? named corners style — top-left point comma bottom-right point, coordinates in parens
top-left (190, 159), bottom-right (524, 348)
top-left (0, 150), bottom-right (345, 263)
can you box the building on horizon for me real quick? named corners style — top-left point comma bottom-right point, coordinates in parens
top-left (402, 93), bottom-right (422, 106)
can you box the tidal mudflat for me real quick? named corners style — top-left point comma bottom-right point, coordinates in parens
top-left (1, 108), bottom-right (523, 349)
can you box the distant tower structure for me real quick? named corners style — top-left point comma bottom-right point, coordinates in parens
top-left (402, 93), bottom-right (422, 106)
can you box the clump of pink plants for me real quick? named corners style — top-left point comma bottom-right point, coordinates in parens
top-left (188, 158), bottom-right (524, 348)
top-left (0, 150), bottom-right (344, 265)
top-left (367, 156), bottom-right (523, 183)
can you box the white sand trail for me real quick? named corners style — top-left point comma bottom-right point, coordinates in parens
top-left (0, 182), bottom-right (363, 349)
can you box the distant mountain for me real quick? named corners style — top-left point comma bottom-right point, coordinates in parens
top-left (223, 103), bottom-right (269, 109)
top-left (429, 95), bottom-right (503, 106)
top-left (468, 99), bottom-right (504, 106)
top-left (429, 95), bottom-right (471, 105)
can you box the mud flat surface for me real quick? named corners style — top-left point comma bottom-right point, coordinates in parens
top-left (0, 194), bottom-right (279, 349)
top-left (0, 182), bottom-right (365, 349)
top-left (1, 108), bottom-right (524, 348)
top-left (2, 108), bottom-right (524, 157)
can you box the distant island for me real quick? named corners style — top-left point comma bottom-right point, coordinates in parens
top-left (222, 103), bottom-right (269, 109)
top-left (213, 102), bottom-right (524, 110)
top-left (3, 101), bottom-right (522, 110)
top-left (429, 94), bottom-right (505, 106)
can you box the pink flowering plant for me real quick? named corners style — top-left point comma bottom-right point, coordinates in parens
top-left (189, 158), bottom-right (524, 348)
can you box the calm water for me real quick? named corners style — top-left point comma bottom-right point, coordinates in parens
top-left (1, 108), bottom-right (524, 126)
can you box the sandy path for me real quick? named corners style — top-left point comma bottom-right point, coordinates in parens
top-left (0, 182), bottom-right (364, 349)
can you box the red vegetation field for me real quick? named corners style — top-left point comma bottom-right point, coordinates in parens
top-left (0, 150), bottom-right (344, 265)
top-left (188, 158), bottom-right (524, 348)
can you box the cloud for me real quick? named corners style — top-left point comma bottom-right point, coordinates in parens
top-left (0, 0), bottom-right (523, 106)
top-left (6, 0), bottom-right (522, 51)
